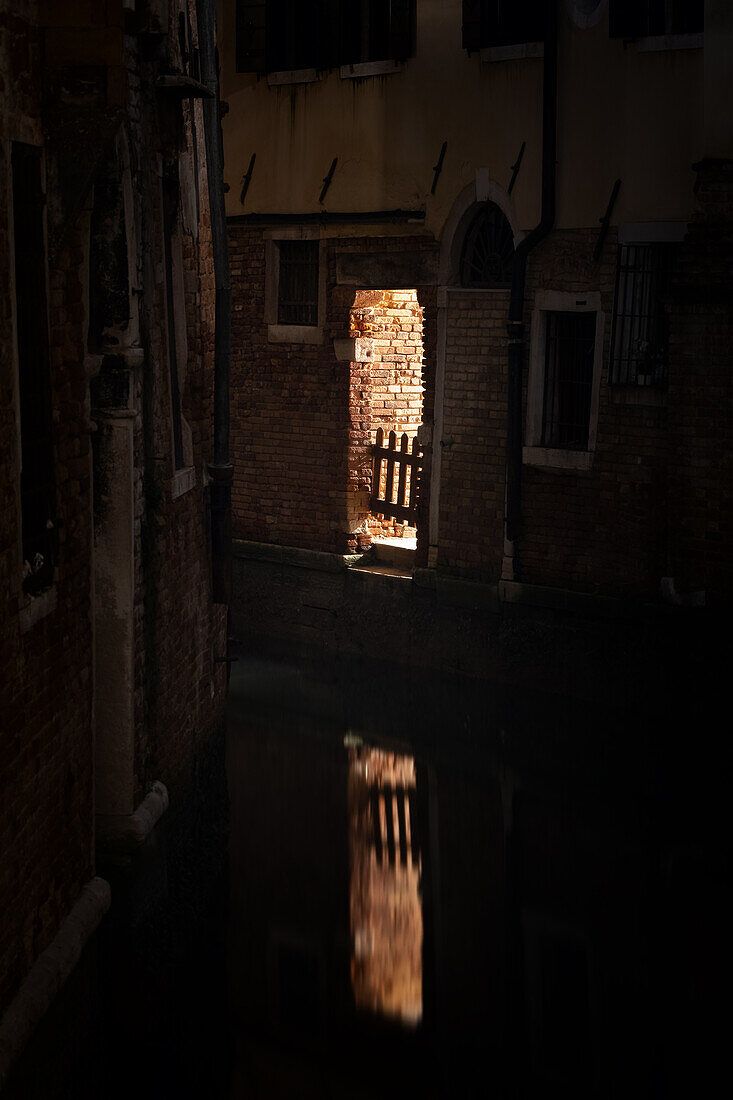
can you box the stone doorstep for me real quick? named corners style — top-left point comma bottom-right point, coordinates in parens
top-left (0, 878), bottom-right (111, 1090)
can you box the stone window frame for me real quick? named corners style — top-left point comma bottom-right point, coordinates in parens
top-left (524, 290), bottom-right (605, 471)
top-left (265, 226), bottom-right (326, 344)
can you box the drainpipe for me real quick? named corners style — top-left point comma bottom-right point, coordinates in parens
top-left (504, 0), bottom-right (558, 575)
top-left (197, 0), bottom-right (233, 603)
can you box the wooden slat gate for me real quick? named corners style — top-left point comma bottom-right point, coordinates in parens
top-left (370, 429), bottom-right (422, 524)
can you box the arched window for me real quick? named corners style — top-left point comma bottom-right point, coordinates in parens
top-left (460, 202), bottom-right (515, 288)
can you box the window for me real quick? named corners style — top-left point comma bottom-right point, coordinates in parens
top-left (541, 312), bottom-right (597, 450)
top-left (610, 243), bottom-right (676, 386)
top-left (462, 0), bottom-right (546, 50)
top-left (277, 240), bottom-right (319, 326)
top-left (235, 0), bottom-right (415, 74)
top-left (609, 0), bottom-right (703, 38)
top-left (460, 202), bottom-right (515, 288)
top-left (12, 144), bottom-right (56, 595)
top-left (525, 292), bottom-right (604, 468)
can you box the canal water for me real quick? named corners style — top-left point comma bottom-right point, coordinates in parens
top-left (5, 644), bottom-right (728, 1098)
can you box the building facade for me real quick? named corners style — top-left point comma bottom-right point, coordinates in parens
top-left (0, 0), bottom-right (229, 1079)
top-left (220, 0), bottom-right (731, 606)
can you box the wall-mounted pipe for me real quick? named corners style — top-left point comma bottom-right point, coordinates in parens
top-left (505, 1), bottom-right (558, 553)
top-left (197, 0), bottom-right (233, 603)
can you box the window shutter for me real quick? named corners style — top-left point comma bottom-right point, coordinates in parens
top-left (462, 0), bottom-right (483, 50)
top-left (338, 0), bottom-right (361, 64)
top-left (317, 0), bottom-right (342, 68)
top-left (236, 0), bottom-right (267, 73)
top-left (390, 0), bottom-right (416, 60)
top-left (608, 0), bottom-right (647, 38)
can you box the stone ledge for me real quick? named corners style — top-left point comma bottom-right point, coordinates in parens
top-left (0, 877), bottom-right (111, 1089)
top-left (96, 781), bottom-right (169, 854)
top-left (233, 539), bottom-right (364, 574)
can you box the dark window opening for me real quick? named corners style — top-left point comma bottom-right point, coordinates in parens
top-left (460, 202), bottom-right (515, 288)
top-left (541, 311), bottom-right (596, 450)
top-left (610, 243), bottom-right (676, 386)
top-left (609, 0), bottom-right (704, 38)
top-left (162, 165), bottom-right (185, 470)
top-left (235, 0), bottom-right (415, 73)
top-left (277, 240), bottom-right (319, 326)
top-left (12, 143), bottom-right (56, 595)
top-left (462, 0), bottom-right (547, 51)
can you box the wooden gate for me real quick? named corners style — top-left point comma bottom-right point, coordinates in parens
top-left (370, 429), bottom-right (422, 524)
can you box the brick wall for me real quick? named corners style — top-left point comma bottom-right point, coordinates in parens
top-left (229, 230), bottom-right (437, 555)
top-left (348, 289), bottom-right (424, 540)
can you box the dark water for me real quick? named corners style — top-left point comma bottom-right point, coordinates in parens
top-left (5, 646), bottom-right (730, 1098)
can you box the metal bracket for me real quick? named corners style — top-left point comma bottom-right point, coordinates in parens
top-left (593, 178), bottom-right (622, 261)
top-left (319, 157), bottom-right (338, 205)
top-left (240, 152), bottom-right (256, 205)
top-left (507, 141), bottom-right (526, 195)
top-left (431, 141), bottom-right (448, 196)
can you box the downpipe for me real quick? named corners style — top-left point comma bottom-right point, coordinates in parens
top-left (504, 0), bottom-right (558, 578)
top-left (197, 0), bottom-right (233, 604)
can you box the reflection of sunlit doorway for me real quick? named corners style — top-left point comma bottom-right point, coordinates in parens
top-left (348, 744), bottom-right (423, 1026)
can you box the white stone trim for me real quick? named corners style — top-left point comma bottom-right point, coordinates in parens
top-left (0, 877), bottom-right (111, 1089)
top-left (268, 323), bottom-right (324, 344)
top-left (439, 179), bottom-right (523, 286)
top-left (480, 42), bottom-right (544, 63)
top-left (339, 59), bottom-right (401, 79)
top-left (267, 68), bottom-right (319, 86)
top-left (635, 33), bottom-right (703, 52)
top-left (19, 586), bottom-right (57, 634)
top-left (171, 465), bottom-right (196, 499)
top-left (525, 291), bottom-right (604, 468)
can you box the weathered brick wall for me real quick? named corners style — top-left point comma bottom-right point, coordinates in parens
top-left (437, 289), bottom-right (509, 581)
top-left (0, 207), bottom-right (95, 1013)
top-left (520, 230), bottom-right (668, 597)
top-left (229, 231), bottom-right (437, 555)
top-left (348, 289), bottom-right (424, 540)
top-left (667, 161), bottom-right (733, 606)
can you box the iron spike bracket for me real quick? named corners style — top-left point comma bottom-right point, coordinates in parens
top-left (319, 157), bottom-right (338, 205)
top-left (431, 141), bottom-right (448, 196)
top-left (240, 152), bottom-right (256, 206)
top-left (593, 178), bottom-right (622, 261)
top-left (507, 141), bottom-right (526, 195)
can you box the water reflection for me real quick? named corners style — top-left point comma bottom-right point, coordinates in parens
top-left (349, 744), bottom-right (422, 1025)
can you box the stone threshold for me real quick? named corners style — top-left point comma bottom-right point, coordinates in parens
top-left (0, 877), bottom-right (111, 1089)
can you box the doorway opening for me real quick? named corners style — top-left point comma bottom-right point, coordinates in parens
top-left (347, 289), bottom-right (424, 567)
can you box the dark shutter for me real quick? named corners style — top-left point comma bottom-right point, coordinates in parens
top-left (390, 0), bottom-right (416, 60)
top-left (317, 0), bottom-right (342, 68)
top-left (338, 0), bottom-right (361, 64)
top-left (236, 0), bottom-right (266, 72)
top-left (462, 0), bottom-right (483, 50)
top-left (608, 0), bottom-right (647, 38)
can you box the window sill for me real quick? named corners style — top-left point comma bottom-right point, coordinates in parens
top-left (339, 59), bottom-right (401, 79)
top-left (19, 586), bottom-right (57, 634)
top-left (480, 42), bottom-right (544, 63)
top-left (268, 324), bottom-right (323, 344)
top-left (171, 466), bottom-right (196, 499)
top-left (267, 68), bottom-right (319, 86)
top-left (609, 386), bottom-right (667, 407)
top-left (523, 446), bottom-right (593, 470)
top-left (633, 33), bottom-right (703, 53)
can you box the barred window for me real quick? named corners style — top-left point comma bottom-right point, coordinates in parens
top-left (610, 243), bottom-right (676, 386)
top-left (609, 0), bottom-right (703, 38)
top-left (12, 143), bottom-right (56, 595)
top-left (462, 0), bottom-right (546, 50)
top-left (542, 312), bottom-right (597, 450)
top-left (277, 240), bottom-right (319, 326)
top-left (460, 202), bottom-right (515, 288)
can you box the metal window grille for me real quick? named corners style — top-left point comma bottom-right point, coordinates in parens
top-left (541, 311), bottom-right (596, 450)
top-left (12, 143), bottom-right (56, 594)
top-left (610, 243), bottom-right (675, 386)
top-left (460, 201), bottom-right (515, 288)
top-left (277, 240), bottom-right (319, 326)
